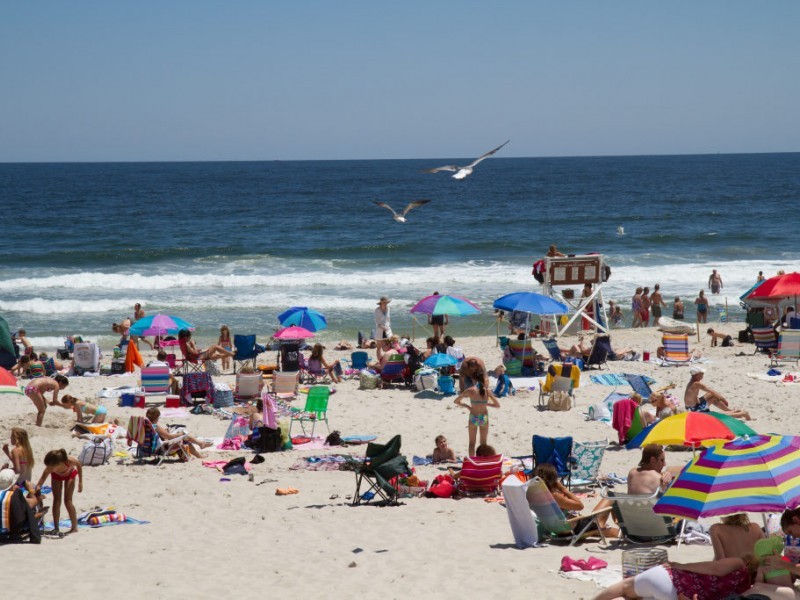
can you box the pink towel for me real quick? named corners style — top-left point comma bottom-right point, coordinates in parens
top-left (612, 398), bottom-right (637, 444)
top-left (263, 392), bottom-right (277, 429)
top-left (217, 437), bottom-right (243, 450)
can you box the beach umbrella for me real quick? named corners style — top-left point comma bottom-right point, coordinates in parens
top-left (274, 326), bottom-right (315, 340)
top-left (423, 353), bottom-right (458, 369)
top-left (746, 272), bottom-right (800, 301)
top-left (0, 367), bottom-right (23, 396)
top-left (654, 435), bottom-right (800, 519)
top-left (128, 314), bottom-right (195, 337)
top-left (493, 292), bottom-right (568, 315)
top-left (410, 294), bottom-right (481, 317)
top-left (278, 307), bottom-right (327, 332)
top-left (625, 412), bottom-right (756, 450)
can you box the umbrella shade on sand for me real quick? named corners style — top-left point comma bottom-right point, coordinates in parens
top-left (410, 294), bottom-right (481, 317)
top-left (493, 292), bottom-right (568, 315)
top-left (274, 326), bottom-right (315, 340)
top-left (423, 353), bottom-right (458, 369)
top-left (746, 272), bottom-right (800, 300)
top-left (129, 314), bottom-right (194, 337)
top-left (654, 435), bottom-right (800, 519)
top-left (626, 412), bottom-right (756, 450)
top-left (0, 367), bottom-right (23, 396)
top-left (278, 307), bottom-right (327, 332)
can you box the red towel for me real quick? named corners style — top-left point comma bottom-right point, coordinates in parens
top-left (612, 398), bottom-right (638, 445)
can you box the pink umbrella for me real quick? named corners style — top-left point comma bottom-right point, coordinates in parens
top-left (274, 326), bottom-right (315, 340)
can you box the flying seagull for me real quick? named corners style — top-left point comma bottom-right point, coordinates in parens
top-left (372, 199), bottom-right (432, 223)
top-left (424, 140), bottom-right (510, 180)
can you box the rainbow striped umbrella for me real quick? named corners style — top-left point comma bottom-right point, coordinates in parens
top-left (625, 411), bottom-right (756, 450)
top-left (0, 366), bottom-right (23, 396)
top-left (654, 435), bottom-right (800, 519)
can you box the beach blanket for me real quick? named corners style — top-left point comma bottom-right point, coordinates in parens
top-left (47, 508), bottom-right (149, 530)
top-left (589, 373), bottom-right (655, 387)
top-left (747, 371), bottom-right (800, 384)
top-left (289, 454), bottom-right (356, 471)
top-left (160, 407), bottom-right (191, 418)
top-left (560, 565), bottom-right (623, 588)
top-left (96, 386), bottom-right (138, 399)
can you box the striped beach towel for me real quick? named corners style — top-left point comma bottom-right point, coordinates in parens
top-left (589, 373), bottom-right (655, 386)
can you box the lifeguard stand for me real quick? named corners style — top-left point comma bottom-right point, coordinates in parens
top-left (542, 255), bottom-right (610, 337)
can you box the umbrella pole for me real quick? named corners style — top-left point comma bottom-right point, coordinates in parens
top-left (496, 317), bottom-right (499, 346)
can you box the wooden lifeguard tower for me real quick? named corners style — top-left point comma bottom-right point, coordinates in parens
top-left (541, 254), bottom-right (610, 337)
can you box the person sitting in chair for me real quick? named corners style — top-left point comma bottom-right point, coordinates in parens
top-left (178, 329), bottom-right (234, 365)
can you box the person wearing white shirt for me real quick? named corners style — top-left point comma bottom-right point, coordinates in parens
top-left (374, 296), bottom-right (392, 339)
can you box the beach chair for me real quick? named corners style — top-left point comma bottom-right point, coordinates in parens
top-left (179, 372), bottom-right (216, 406)
top-left (457, 454), bottom-right (504, 496)
top-left (569, 440), bottom-right (607, 489)
top-left (661, 334), bottom-right (692, 365)
top-left (126, 416), bottom-right (187, 465)
top-left (506, 338), bottom-right (539, 368)
top-left (379, 354), bottom-right (408, 388)
top-left (541, 338), bottom-right (564, 362)
top-left (278, 341), bottom-right (301, 372)
top-left (139, 366), bottom-right (170, 397)
top-left (300, 356), bottom-right (330, 384)
top-left (343, 351), bottom-right (370, 374)
top-left (72, 342), bottom-right (100, 375)
top-left (272, 371), bottom-right (298, 398)
top-left (527, 476), bottom-right (612, 546)
top-left (771, 330), bottom-right (800, 367)
top-left (601, 489), bottom-right (679, 545)
top-left (351, 435), bottom-right (411, 506)
top-left (752, 326), bottom-right (778, 355)
top-left (233, 372), bottom-right (262, 401)
top-left (288, 386), bottom-right (330, 437)
top-left (538, 362), bottom-right (579, 409)
top-left (583, 335), bottom-right (611, 370)
top-left (532, 435), bottom-right (573, 488)
top-left (232, 334), bottom-right (265, 374)
top-left (0, 488), bottom-right (42, 544)
top-left (623, 373), bottom-right (654, 400)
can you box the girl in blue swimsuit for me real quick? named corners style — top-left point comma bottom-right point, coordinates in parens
top-left (454, 369), bottom-right (500, 457)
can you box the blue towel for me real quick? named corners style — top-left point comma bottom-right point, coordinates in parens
top-left (768, 368), bottom-right (782, 376)
top-left (413, 455), bottom-right (433, 466)
top-left (590, 373), bottom-right (656, 386)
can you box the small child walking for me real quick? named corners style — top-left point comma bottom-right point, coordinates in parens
top-left (2, 427), bottom-right (34, 485)
top-left (36, 448), bottom-right (83, 535)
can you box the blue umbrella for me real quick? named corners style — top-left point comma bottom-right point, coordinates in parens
top-left (493, 292), bottom-right (568, 315)
top-left (424, 353), bottom-right (458, 368)
top-left (128, 314), bottom-right (194, 336)
top-left (278, 307), bottom-right (327, 332)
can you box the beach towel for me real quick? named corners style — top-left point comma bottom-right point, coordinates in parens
top-left (611, 398), bottom-right (637, 445)
top-left (560, 565), bottom-right (623, 588)
top-left (48, 508), bottom-right (149, 530)
top-left (289, 455), bottom-right (355, 471)
top-left (96, 386), bottom-right (138, 399)
top-left (124, 341), bottom-right (144, 373)
top-left (589, 373), bottom-right (655, 387)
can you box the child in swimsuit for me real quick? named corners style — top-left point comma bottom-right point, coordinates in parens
top-left (36, 448), bottom-right (82, 535)
top-left (453, 367), bottom-right (500, 456)
top-left (25, 374), bottom-right (69, 427)
top-left (2, 427), bottom-right (34, 485)
top-left (218, 325), bottom-right (233, 372)
top-left (59, 395), bottom-right (109, 424)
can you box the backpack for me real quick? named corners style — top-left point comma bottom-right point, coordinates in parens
top-left (548, 390), bottom-right (571, 412)
top-left (78, 436), bottom-right (112, 466)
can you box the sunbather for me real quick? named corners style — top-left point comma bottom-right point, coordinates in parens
top-left (432, 435), bottom-right (456, 463)
top-left (308, 343), bottom-right (342, 383)
top-left (711, 513), bottom-right (765, 561)
top-left (626, 444), bottom-right (683, 496)
top-left (684, 367), bottom-right (751, 420)
top-left (146, 407), bottom-right (211, 459)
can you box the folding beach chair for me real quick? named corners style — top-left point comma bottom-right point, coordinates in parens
top-left (752, 326), bottom-right (778, 355)
top-left (771, 330), bottom-right (800, 367)
top-left (438, 374), bottom-right (456, 396)
top-left (583, 335), bottom-right (611, 370)
top-left (456, 454), bottom-right (504, 496)
top-left (232, 334), bottom-right (265, 374)
top-left (623, 373), bottom-right (654, 400)
top-left (351, 435), bottom-right (411, 506)
top-left (532, 435), bottom-right (573, 488)
top-left (538, 362), bottom-right (579, 409)
top-left (288, 386), bottom-right (330, 437)
top-left (139, 366), bottom-right (170, 397)
top-left (233, 372), bottom-right (262, 401)
top-left (527, 477), bottom-right (612, 546)
top-left (569, 440), bottom-right (607, 489)
top-left (661, 334), bottom-right (692, 365)
top-left (179, 372), bottom-right (216, 406)
top-left (300, 356), bottom-right (331, 385)
top-left (379, 354), bottom-right (408, 388)
top-left (272, 371), bottom-right (299, 398)
top-left (506, 338), bottom-right (539, 368)
top-left (126, 416), bottom-right (187, 465)
top-left (601, 489), bottom-right (680, 545)
top-left (343, 351), bottom-right (369, 374)
top-left (541, 338), bottom-right (564, 362)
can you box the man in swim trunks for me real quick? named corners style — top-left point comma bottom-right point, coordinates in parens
top-left (708, 269), bottom-right (723, 294)
top-left (684, 367), bottom-right (751, 420)
top-left (650, 284), bottom-right (667, 324)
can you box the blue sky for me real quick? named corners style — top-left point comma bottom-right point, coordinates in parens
top-left (1, 1), bottom-right (798, 162)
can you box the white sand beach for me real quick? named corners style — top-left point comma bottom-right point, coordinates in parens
top-left (2, 326), bottom-right (798, 599)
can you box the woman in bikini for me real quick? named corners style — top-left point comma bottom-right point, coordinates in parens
top-left (218, 325), bottom-right (233, 372)
top-left (36, 448), bottom-right (82, 535)
top-left (178, 329), bottom-right (234, 366)
top-left (2, 427), bottom-right (34, 485)
top-left (59, 395), bottom-right (109, 424)
top-left (25, 374), bottom-right (69, 427)
top-left (453, 368), bottom-right (500, 457)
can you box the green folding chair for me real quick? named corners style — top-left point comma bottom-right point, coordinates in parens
top-left (289, 386), bottom-right (330, 437)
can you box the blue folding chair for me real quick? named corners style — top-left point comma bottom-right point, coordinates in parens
top-left (349, 351), bottom-right (369, 370)
top-left (623, 373), bottom-right (654, 400)
top-left (541, 338), bottom-right (563, 362)
top-left (233, 334), bottom-right (265, 373)
top-left (533, 435), bottom-right (574, 488)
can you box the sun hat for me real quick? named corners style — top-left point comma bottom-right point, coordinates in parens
top-left (689, 366), bottom-right (706, 376)
top-left (377, 296), bottom-right (391, 305)
top-left (0, 468), bottom-right (16, 492)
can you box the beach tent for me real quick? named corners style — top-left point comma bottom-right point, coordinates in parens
top-left (0, 316), bottom-right (18, 370)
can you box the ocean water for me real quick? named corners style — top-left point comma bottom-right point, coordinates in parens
top-left (1, 153), bottom-right (798, 350)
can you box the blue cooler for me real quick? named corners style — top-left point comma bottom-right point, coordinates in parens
top-left (119, 393), bottom-right (135, 407)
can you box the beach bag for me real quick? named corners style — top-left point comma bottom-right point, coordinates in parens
top-left (359, 371), bottom-right (380, 390)
top-left (587, 402), bottom-right (611, 421)
top-left (413, 369), bottom-right (438, 392)
top-left (78, 436), bottom-right (112, 466)
top-left (213, 383), bottom-right (234, 408)
top-left (250, 426), bottom-right (282, 453)
top-left (548, 390), bottom-right (571, 412)
top-left (427, 474), bottom-right (456, 498)
top-left (738, 329), bottom-right (753, 344)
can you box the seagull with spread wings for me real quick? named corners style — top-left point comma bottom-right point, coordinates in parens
top-left (424, 140), bottom-right (509, 180)
top-left (372, 199), bottom-right (431, 223)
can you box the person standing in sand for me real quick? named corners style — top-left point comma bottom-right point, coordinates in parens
top-left (631, 288), bottom-right (643, 328)
top-left (453, 367), bottom-right (500, 457)
top-left (650, 284), bottom-right (667, 325)
top-left (694, 290), bottom-right (709, 323)
top-left (684, 366), bottom-right (751, 420)
top-left (673, 296), bottom-right (685, 320)
top-left (25, 374), bottom-right (69, 427)
top-left (374, 297), bottom-right (392, 340)
top-left (709, 269), bottom-right (724, 294)
top-left (641, 286), bottom-right (652, 327)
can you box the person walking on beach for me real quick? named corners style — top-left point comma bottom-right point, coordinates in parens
top-left (650, 284), bottom-right (667, 325)
top-left (453, 367), bottom-right (500, 457)
top-left (631, 287), bottom-right (643, 328)
top-left (641, 286), bottom-right (652, 327)
top-left (695, 290), bottom-right (709, 323)
top-left (673, 296), bottom-right (685, 320)
top-left (374, 296), bottom-right (392, 339)
top-left (25, 374), bottom-right (69, 427)
top-left (709, 269), bottom-right (724, 294)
